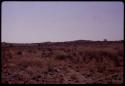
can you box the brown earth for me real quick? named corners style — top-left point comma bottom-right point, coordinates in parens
top-left (1, 40), bottom-right (124, 84)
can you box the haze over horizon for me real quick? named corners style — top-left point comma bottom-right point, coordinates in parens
top-left (2, 1), bottom-right (124, 43)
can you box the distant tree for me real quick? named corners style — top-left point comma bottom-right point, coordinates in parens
top-left (104, 39), bottom-right (108, 42)
top-left (120, 40), bottom-right (124, 42)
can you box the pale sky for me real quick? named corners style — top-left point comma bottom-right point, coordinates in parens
top-left (2, 1), bottom-right (124, 43)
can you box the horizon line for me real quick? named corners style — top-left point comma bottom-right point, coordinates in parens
top-left (2, 39), bottom-right (124, 44)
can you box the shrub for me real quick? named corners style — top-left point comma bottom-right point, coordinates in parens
top-left (38, 47), bottom-right (41, 50)
top-left (28, 49), bottom-right (32, 53)
top-left (73, 52), bottom-right (77, 57)
top-left (47, 57), bottom-right (55, 72)
top-left (117, 49), bottom-right (123, 57)
top-left (6, 51), bottom-right (12, 59)
top-left (47, 48), bottom-right (52, 52)
top-left (17, 51), bottom-right (22, 55)
top-left (55, 51), bottom-right (71, 60)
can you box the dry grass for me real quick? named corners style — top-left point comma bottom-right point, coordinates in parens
top-left (1, 41), bottom-right (123, 84)
top-left (17, 57), bottom-right (45, 69)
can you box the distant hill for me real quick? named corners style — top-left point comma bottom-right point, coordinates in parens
top-left (1, 40), bottom-right (123, 47)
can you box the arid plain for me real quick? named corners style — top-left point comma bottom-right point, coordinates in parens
top-left (1, 40), bottom-right (124, 84)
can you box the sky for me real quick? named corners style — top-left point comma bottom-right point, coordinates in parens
top-left (2, 1), bottom-right (124, 43)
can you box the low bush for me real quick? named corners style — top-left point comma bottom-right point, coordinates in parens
top-left (17, 51), bottom-right (22, 55)
top-left (55, 51), bottom-right (72, 60)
